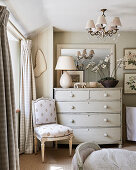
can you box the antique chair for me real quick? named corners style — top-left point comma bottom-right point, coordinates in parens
top-left (32, 98), bottom-right (73, 162)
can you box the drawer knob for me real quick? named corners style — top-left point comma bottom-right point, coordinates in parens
top-left (104, 133), bottom-right (108, 137)
top-left (104, 93), bottom-right (108, 97)
top-left (104, 105), bottom-right (108, 109)
top-left (70, 93), bottom-right (74, 97)
top-left (71, 120), bottom-right (75, 123)
top-left (71, 106), bottom-right (75, 109)
top-left (104, 118), bottom-right (108, 122)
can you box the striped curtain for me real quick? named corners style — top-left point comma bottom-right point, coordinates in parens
top-left (0, 6), bottom-right (20, 170)
top-left (19, 40), bottom-right (36, 154)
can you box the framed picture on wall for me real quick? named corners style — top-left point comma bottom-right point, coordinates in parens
top-left (67, 71), bottom-right (84, 86)
top-left (124, 73), bottom-right (136, 94)
top-left (124, 48), bottom-right (136, 70)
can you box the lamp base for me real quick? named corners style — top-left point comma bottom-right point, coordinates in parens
top-left (60, 71), bottom-right (72, 88)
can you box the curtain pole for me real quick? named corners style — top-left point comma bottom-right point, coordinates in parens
top-left (8, 20), bottom-right (26, 40)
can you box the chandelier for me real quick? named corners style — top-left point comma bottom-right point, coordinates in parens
top-left (85, 9), bottom-right (122, 39)
top-left (76, 49), bottom-right (95, 60)
top-left (75, 49), bottom-right (95, 70)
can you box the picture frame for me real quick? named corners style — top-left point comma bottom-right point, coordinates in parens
top-left (124, 73), bottom-right (136, 94)
top-left (124, 48), bottom-right (136, 70)
top-left (67, 71), bottom-right (84, 86)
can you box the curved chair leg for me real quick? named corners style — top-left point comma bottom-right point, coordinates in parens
top-left (34, 135), bottom-right (37, 154)
top-left (41, 139), bottom-right (45, 163)
top-left (69, 136), bottom-right (73, 156)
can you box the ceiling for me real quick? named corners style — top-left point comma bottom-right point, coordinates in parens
top-left (4, 0), bottom-right (136, 35)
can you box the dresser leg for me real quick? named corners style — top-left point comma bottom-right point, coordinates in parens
top-left (119, 144), bottom-right (122, 149)
top-left (55, 141), bottom-right (58, 149)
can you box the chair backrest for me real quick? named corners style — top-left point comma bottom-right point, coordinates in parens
top-left (32, 97), bottom-right (57, 127)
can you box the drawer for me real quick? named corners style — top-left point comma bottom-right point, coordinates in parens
top-left (56, 101), bottom-right (121, 113)
top-left (58, 113), bottom-right (120, 127)
top-left (90, 90), bottom-right (121, 101)
top-left (54, 90), bottom-right (89, 101)
top-left (59, 128), bottom-right (121, 144)
top-left (72, 128), bottom-right (121, 144)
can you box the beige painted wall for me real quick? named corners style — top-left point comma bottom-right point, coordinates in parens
top-left (31, 26), bottom-right (54, 98)
top-left (54, 31), bottom-right (136, 107)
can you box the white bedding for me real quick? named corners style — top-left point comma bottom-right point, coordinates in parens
top-left (83, 149), bottom-right (136, 170)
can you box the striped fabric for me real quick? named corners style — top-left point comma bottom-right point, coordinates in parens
top-left (0, 6), bottom-right (20, 170)
top-left (19, 40), bottom-right (36, 154)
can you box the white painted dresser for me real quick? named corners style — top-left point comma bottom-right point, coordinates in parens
top-left (54, 88), bottom-right (122, 147)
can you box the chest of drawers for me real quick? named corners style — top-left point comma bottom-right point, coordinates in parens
top-left (54, 88), bottom-right (122, 147)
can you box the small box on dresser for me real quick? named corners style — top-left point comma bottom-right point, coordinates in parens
top-left (54, 88), bottom-right (122, 147)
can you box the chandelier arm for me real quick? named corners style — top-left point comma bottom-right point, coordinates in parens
top-left (89, 31), bottom-right (96, 36)
top-left (106, 30), bottom-right (113, 37)
top-left (113, 29), bottom-right (118, 34)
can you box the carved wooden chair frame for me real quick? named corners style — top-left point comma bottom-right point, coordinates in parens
top-left (32, 98), bottom-right (73, 162)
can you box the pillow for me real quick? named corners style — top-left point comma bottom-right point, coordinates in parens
top-left (34, 99), bottom-right (57, 125)
top-left (83, 149), bottom-right (136, 170)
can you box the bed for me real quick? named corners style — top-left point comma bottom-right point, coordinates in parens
top-left (72, 142), bottom-right (136, 170)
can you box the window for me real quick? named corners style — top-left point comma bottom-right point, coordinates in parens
top-left (8, 31), bottom-right (21, 138)
top-left (8, 31), bottom-right (21, 110)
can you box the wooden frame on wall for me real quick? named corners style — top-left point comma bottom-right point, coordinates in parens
top-left (124, 73), bottom-right (136, 94)
top-left (67, 70), bottom-right (84, 87)
top-left (124, 48), bottom-right (136, 70)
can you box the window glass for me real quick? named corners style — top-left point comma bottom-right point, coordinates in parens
top-left (8, 31), bottom-right (21, 109)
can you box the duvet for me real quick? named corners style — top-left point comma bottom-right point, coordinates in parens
top-left (72, 143), bottom-right (136, 170)
top-left (83, 149), bottom-right (136, 170)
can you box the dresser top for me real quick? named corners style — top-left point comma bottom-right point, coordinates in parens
top-left (54, 87), bottom-right (122, 91)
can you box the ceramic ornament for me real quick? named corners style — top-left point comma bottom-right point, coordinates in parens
top-left (34, 49), bottom-right (47, 78)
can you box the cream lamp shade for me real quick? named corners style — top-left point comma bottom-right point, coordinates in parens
top-left (89, 50), bottom-right (95, 55)
top-left (111, 17), bottom-right (122, 27)
top-left (96, 16), bottom-right (107, 28)
top-left (96, 27), bottom-right (101, 31)
top-left (55, 56), bottom-right (76, 70)
top-left (55, 56), bottom-right (76, 88)
top-left (85, 20), bottom-right (95, 30)
top-left (77, 51), bottom-right (81, 57)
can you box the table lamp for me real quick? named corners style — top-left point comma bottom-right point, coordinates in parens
top-left (55, 56), bottom-right (76, 88)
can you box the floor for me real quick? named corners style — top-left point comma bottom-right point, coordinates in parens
top-left (20, 143), bottom-right (136, 170)
top-left (20, 147), bottom-right (74, 170)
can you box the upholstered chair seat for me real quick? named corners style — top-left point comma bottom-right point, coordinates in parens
top-left (32, 98), bottom-right (73, 163)
top-left (35, 123), bottom-right (73, 138)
